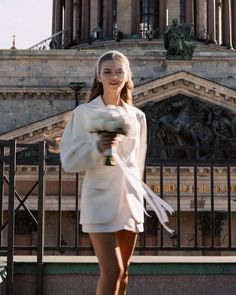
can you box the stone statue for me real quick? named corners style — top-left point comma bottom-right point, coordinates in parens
top-left (164, 19), bottom-right (195, 60)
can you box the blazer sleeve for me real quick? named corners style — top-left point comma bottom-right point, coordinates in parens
top-left (138, 111), bottom-right (147, 179)
top-left (60, 106), bottom-right (103, 172)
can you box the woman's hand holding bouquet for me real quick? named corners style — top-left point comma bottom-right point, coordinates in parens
top-left (88, 105), bottom-right (130, 165)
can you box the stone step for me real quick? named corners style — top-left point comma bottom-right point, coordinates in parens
top-left (73, 38), bottom-right (234, 53)
top-left (9, 255), bottom-right (236, 295)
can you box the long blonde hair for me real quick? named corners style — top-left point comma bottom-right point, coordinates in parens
top-left (89, 51), bottom-right (134, 105)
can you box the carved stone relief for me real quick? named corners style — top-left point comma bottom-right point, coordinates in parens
top-left (142, 94), bottom-right (236, 160)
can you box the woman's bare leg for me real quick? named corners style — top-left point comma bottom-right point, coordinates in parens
top-left (89, 232), bottom-right (124, 295)
top-left (117, 230), bottom-right (137, 295)
top-left (89, 230), bottom-right (137, 295)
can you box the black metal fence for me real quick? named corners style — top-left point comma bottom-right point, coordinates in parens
top-left (145, 144), bottom-right (236, 254)
top-left (1, 140), bottom-right (236, 294)
top-left (0, 140), bottom-right (46, 295)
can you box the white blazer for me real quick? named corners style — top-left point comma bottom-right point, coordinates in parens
top-left (60, 96), bottom-right (147, 225)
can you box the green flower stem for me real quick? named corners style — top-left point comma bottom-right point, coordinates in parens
top-left (104, 155), bottom-right (117, 166)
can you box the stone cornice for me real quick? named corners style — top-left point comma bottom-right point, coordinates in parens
top-left (133, 71), bottom-right (236, 112)
top-left (0, 87), bottom-right (76, 100)
top-left (1, 71), bottom-right (236, 144)
top-left (0, 111), bottom-right (71, 143)
top-left (0, 87), bottom-right (72, 93)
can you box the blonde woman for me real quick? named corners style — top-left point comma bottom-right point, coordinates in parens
top-left (60, 51), bottom-right (147, 295)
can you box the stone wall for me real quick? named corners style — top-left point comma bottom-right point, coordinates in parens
top-left (1, 48), bottom-right (235, 89)
top-left (0, 93), bottom-right (72, 133)
top-left (0, 45), bottom-right (236, 133)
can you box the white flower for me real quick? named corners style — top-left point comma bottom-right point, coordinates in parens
top-left (88, 105), bottom-right (130, 135)
top-left (88, 105), bottom-right (131, 165)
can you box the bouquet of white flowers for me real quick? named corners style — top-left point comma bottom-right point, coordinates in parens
top-left (88, 105), bottom-right (130, 165)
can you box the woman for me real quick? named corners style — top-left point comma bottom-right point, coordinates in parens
top-left (60, 50), bottom-right (147, 294)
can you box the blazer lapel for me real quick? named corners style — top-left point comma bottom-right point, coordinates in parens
top-left (117, 102), bottom-right (139, 159)
top-left (89, 95), bottom-right (106, 108)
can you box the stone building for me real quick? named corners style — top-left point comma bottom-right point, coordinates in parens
top-left (1, 0), bottom-right (236, 256)
top-left (52, 0), bottom-right (236, 48)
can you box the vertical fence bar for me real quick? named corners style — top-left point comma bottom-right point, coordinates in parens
top-left (176, 162), bottom-right (181, 247)
top-left (37, 141), bottom-right (46, 295)
top-left (75, 173), bottom-right (80, 247)
top-left (159, 160), bottom-right (164, 247)
top-left (194, 161), bottom-right (198, 249)
top-left (210, 162), bottom-right (215, 248)
top-left (57, 163), bottom-right (62, 250)
top-left (227, 162), bottom-right (232, 248)
top-left (142, 160), bottom-right (147, 250)
top-left (0, 145), bottom-right (4, 246)
top-left (6, 140), bottom-right (16, 295)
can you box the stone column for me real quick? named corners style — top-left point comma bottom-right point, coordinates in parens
top-left (207, 0), bottom-right (217, 43)
top-left (64, 0), bottom-right (73, 44)
top-left (103, 0), bottom-right (113, 38)
top-left (52, 0), bottom-right (56, 34)
top-left (159, 0), bottom-right (167, 35)
top-left (90, 0), bottom-right (99, 35)
top-left (232, 0), bottom-right (236, 49)
top-left (52, 0), bottom-right (63, 48)
top-left (196, 0), bottom-right (207, 40)
top-left (65, 0), bottom-right (73, 30)
top-left (81, 0), bottom-right (90, 41)
top-left (131, 0), bottom-right (140, 35)
top-left (216, 0), bottom-right (223, 45)
top-left (117, 0), bottom-right (132, 36)
top-left (222, 0), bottom-right (232, 48)
top-left (167, 0), bottom-right (180, 25)
top-left (185, 0), bottom-right (194, 23)
top-left (73, 0), bottom-right (81, 42)
top-left (54, 0), bottom-right (63, 34)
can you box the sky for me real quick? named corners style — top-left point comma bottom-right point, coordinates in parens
top-left (0, 0), bottom-right (52, 49)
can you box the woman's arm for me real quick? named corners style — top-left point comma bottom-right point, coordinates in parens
top-left (60, 106), bottom-right (103, 172)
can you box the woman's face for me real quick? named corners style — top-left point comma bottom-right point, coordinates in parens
top-left (98, 59), bottom-right (127, 93)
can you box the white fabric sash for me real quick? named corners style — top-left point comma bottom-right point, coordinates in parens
top-left (114, 154), bottom-right (175, 234)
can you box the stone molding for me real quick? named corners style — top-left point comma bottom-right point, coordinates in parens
top-left (0, 111), bottom-right (71, 143)
top-left (0, 87), bottom-right (74, 100)
top-left (133, 71), bottom-right (236, 112)
top-left (1, 71), bottom-right (236, 144)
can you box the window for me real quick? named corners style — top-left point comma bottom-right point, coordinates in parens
top-left (140, 0), bottom-right (159, 37)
